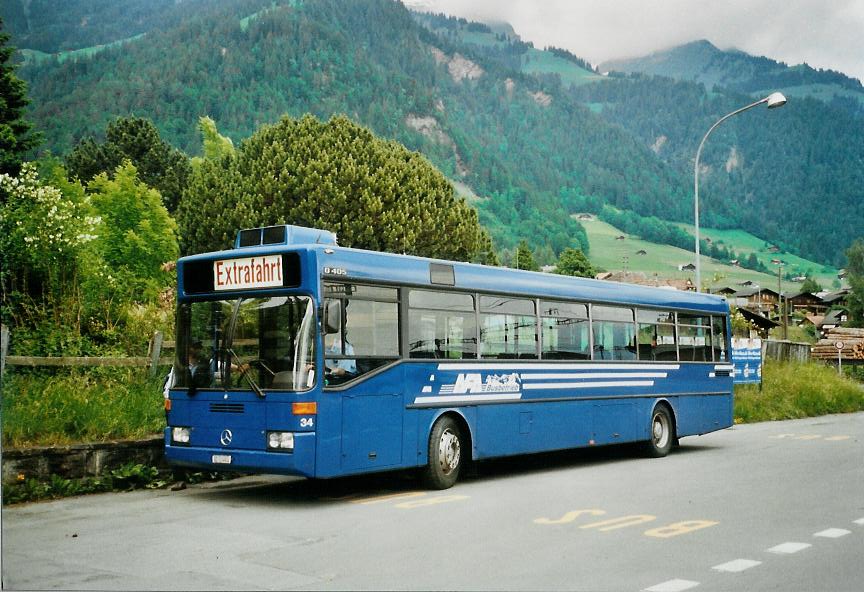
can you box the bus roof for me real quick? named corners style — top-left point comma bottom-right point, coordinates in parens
top-left (180, 239), bottom-right (729, 315)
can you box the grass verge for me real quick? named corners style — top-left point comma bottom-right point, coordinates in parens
top-left (1, 367), bottom-right (167, 448)
top-left (734, 359), bottom-right (864, 423)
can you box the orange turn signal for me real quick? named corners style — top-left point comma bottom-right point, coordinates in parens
top-left (164, 399), bottom-right (172, 412)
top-left (292, 402), bottom-right (317, 415)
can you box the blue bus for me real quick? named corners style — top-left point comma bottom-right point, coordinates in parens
top-left (164, 225), bottom-right (733, 488)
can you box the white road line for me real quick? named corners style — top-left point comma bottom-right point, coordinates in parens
top-left (854, 518), bottom-right (864, 526)
top-left (643, 579), bottom-right (700, 592)
top-left (814, 528), bottom-right (851, 538)
top-left (767, 542), bottom-right (812, 554)
top-left (712, 559), bottom-right (762, 573)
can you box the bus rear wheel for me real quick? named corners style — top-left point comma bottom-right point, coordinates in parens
top-left (646, 405), bottom-right (674, 458)
top-left (422, 416), bottom-right (463, 489)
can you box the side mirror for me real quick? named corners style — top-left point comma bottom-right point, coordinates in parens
top-left (323, 300), bottom-right (341, 335)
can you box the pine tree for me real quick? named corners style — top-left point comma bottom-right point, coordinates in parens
top-left (0, 18), bottom-right (41, 179)
top-left (176, 114), bottom-right (492, 262)
top-left (554, 247), bottom-right (596, 278)
top-left (66, 117), bottom-right (191, 212)
top-left (514, 240), bottom-right (538, 271)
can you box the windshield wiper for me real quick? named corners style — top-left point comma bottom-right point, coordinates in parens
top-left (226, 347), bottom-right (265, 398)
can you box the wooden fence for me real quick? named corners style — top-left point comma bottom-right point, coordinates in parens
top-left (762, 340), bottom-right (812, 363)
top-left (0, 325), bottom-right (173, 377)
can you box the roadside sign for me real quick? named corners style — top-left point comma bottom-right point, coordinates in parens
top-left (731, 338), bottom-right (762, 385)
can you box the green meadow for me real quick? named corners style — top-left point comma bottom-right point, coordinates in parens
top-left (579, 216), bottom-right (818, 292)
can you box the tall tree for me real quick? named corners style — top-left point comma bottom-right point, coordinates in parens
top-left (514, 240), bottom-right (539, 271)
top-left (176, 114), bottom-right (493, 263)
top-left (65, 117), bottom-right (191, 212)
top-left (845, 239), bottom-right (864, 327)
top-left (0, 18), bottom-right (41, 179)
top-left (800, 276), bottom-right (822, 294)
top-left (554, 247), bottom-right (597, 278)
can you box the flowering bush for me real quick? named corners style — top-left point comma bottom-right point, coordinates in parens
top-left (1, 161), bottom-right (177, 355)
top-left (0, 163), bottom-right (98, 288)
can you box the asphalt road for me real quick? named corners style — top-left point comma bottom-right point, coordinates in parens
top-left (2, 412), bottom-right (863, 591)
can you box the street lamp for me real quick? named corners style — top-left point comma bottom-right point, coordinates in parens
top-left (693, 92), bottom-right (787, 292)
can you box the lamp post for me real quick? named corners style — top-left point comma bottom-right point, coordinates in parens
top-left (693, 92), bottom-right (787, 292)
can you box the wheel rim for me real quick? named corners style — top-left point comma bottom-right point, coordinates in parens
top-left (652, 412), bottom-right (670, 449)
top-left (437, 428), bottom-right (461, 475)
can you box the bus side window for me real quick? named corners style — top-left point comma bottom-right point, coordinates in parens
top-left (408, 290), bottom-right (476, 359)
top-left (323, 284), bottom-right (399, 386)
top-left (592, 305), bottom-right (636, 361)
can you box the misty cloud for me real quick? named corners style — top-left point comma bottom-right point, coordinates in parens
top-left (405, 0), bottom-right (864, 82)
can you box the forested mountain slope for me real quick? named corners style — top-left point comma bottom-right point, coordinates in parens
top-left (601, 40), bottom-right (864, 117)
top-left (3, 0), bottom-right (861, 266)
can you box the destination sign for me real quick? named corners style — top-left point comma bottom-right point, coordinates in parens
top-left (213, 255), bottom-right (283, 291)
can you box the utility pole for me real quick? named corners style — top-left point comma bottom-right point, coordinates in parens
top-left (777, 262), bottom-right (787, 340)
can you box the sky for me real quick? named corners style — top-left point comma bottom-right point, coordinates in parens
top-left (404, 0), bottom-right (864, 83)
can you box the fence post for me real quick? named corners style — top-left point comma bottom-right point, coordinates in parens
top-left (149, 331), bottom-right (164, 377)
top-left (1, 324), bottom-right (9, 376)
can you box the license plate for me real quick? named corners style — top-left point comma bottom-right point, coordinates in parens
top-left (211, 454), bottom-right (232, 464)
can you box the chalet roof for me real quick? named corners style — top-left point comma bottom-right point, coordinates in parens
top-left (735, 287), bottom-right (779, 298)
top-left (738, 307), bottom-right (779, 329)
top-left (787, 291), bottom-right (820, 301)
top-left (712, 287), bottom-right (737, 295)
top-left (822, 309), bottom-right (849, 325)
top-left (822, 290), bottom-right (851, 303)
top-left (803, 315), bottom-right (824, 326)
top-left (594, 271), bottom-right (694, 291)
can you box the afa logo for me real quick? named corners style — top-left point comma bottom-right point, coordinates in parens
top-left (451, 373), bottom-right (521, 394)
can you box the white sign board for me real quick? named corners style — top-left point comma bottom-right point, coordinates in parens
top-left (213, 255), bottom-right (283, 291)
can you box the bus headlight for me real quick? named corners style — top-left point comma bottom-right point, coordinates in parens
top-left (172, 427), bottom-right (191, 444)
top-left (267, 431), bottom-right (294, 451)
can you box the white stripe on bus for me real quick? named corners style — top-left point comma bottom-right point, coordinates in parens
top-left (522, 380), bottom-right (655, 390)
top-left (520, 372), bottom-right (667, 380)
top-left (413, 393), bottom-right (523, 405)
top-left (437, 363), bottom-right (680, 371)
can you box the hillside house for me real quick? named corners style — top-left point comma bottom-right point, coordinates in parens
top-left (821, 289), bottom-right (851, 309)
top-left (819, 308), bottom-right (849, 338)
top-left (712, 286), bottom-right (738, 298)
top-left (677, 263), bottom-right (696, 271)
top-left (737, 307), bottom-right (779, 339)
top-left (787, 291), bottom-right (826, 315)
top-left (734, 287), bottom-right (779, 313)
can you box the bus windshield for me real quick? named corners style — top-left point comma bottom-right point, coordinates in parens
top-left (174, 295), bottom-right (316, 392)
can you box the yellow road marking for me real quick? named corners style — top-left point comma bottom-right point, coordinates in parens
top-left (644, 520), bottom-right (719, 538)
top-left (534, 509), bottom-right (606, 525)
top-left (350, 491), bottom-right (426, 505)
top-left (396, 495), bottom-right (469, 509)
top-left (824, 435), bottom-right (851, 441)
top-left (580, 515), bottom-right (656, 531)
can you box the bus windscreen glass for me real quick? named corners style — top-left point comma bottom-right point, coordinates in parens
top-left (174, 296), bottom-right (316, 391)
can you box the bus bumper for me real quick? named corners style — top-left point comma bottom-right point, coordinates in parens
top-left (163, 429), bottom-right (316, 477)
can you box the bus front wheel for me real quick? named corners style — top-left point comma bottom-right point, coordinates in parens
top-left (646, 405), bottom-right (674, 458)
top-left (422, 416), bottom-right (462, 489)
